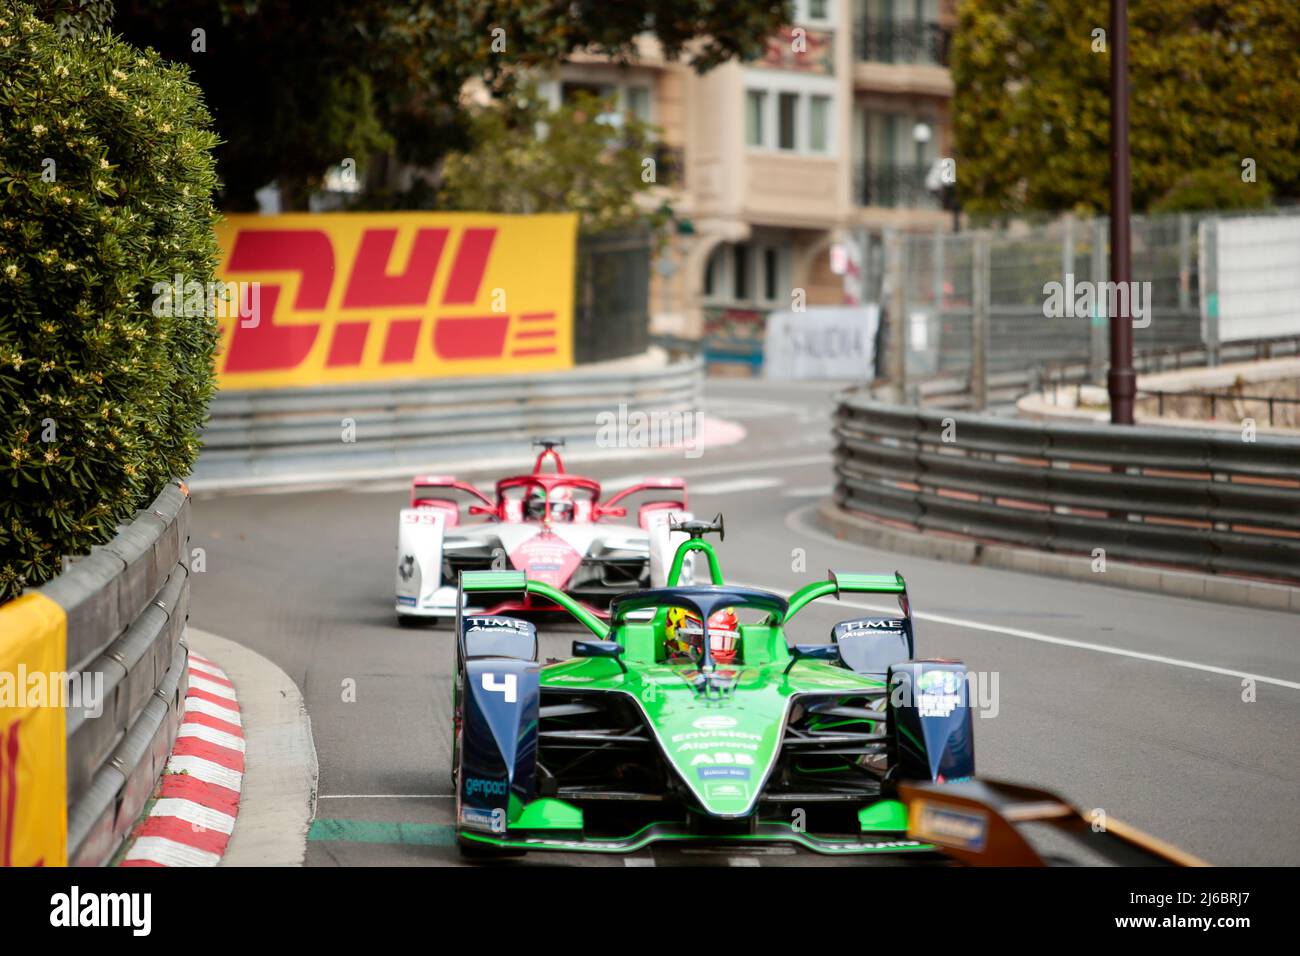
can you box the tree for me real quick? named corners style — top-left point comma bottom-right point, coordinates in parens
top-left (951, 0), bottom-right (1300, 215)
top-left (439, 91), bottom-right (672, 236)
top-left (0, 5), bottom-right (221, 599)
top-left (111, 0), bottom-right (792, 210)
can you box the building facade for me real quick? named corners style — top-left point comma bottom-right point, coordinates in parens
top-left (537, 0), bottom-right (957, 345)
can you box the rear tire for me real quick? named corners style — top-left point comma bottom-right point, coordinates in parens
top-left (398, 614), bottom-right (424, 628)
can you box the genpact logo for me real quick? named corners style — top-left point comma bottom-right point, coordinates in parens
top-left (464, 776), bottom-right (508, 798)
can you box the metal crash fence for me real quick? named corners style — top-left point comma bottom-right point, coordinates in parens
top-left (833, 391), bottom-right (1300, 584)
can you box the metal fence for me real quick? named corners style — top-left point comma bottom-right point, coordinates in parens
top-left (575, 231), bottom-right (651, 364)
top-left (887, 213), bottom-right (1202, 381)
top-left (879, 207), bottom-right (1300, 406)
top-left (37, 482), bottom-right (192, 865)
top-left (833, 392), bottom-right (1300, 584)
top-left (853, 17), bottom-right (952, 66)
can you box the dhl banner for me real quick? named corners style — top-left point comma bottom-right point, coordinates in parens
top-left (213, 212), bottom-right (578, 391)
top-left (0, 593), bottom-right (68, 867)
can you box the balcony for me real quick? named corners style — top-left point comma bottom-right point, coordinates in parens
top-left (855, 162), bottom-right (943, 209)
top-left (853, 18), bottom-right (952, 66)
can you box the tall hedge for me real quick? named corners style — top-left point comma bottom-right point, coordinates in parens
top-left (0, 6), bottom-right (220, 600)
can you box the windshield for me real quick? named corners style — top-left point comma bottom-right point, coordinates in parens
top-left (502, 479), bottom-right (597, 523)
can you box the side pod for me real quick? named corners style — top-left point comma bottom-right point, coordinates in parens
top-left (886, 660), bottom-right (975, 785)
top-left (397, 508), bottom-right (445, 611)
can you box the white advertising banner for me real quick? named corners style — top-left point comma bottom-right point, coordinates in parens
top-left (1212, 213), bottom-right (1300, 343)
top-left (762, 305), bottom-right (880, 380)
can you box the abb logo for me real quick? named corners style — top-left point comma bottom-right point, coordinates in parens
top-left (214, 214), bottom-right (576, 389)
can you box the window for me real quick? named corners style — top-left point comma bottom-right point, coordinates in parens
top-left (626, 86), bottom-right (651, 123)
top-left (778, 92), bottom-right (799, 150)
top-left (807, 0), bottom-right (829, 20)
top-left (763, 247), bottom-right (779, 301)
top-left (704, 252), bottom-right (715, 296)
top-left (809, 95), bottom-right (830, 152)
top-left (745, 90), bottom-right (766, 147)
top-left (732, 245), bottom-right (749, 301)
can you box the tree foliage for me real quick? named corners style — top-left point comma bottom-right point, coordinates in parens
top-left (112, 0), bottom-right (791, 209)
top-left (439, 91), bottom-right (672, 236)
top-left (951, 0), bottom-right (1300, 214)
top-left (0, 5), bottom-right (221, 598)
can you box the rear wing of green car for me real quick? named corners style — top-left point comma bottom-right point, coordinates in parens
top-left (782, 570), bottom-right (910, 623)
top-left (458, 570), bottom-right (609, 637)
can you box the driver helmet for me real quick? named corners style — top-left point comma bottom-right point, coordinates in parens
top-left (548, 486), bottom-right (574, 522)
top-left (665, 607), bottom-right (740, 664)
top-left (525, 486), bottom-right (547, 520)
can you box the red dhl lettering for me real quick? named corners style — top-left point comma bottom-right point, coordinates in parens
top-left (212, 213), bottom-right (576, 390)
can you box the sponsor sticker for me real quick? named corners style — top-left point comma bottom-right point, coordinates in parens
top-left (917, 669), bottom-right (964, 718)
top-left (464, 776), bottom-right (508, 798)
top-left (704, 782), bottom-right (751, 803)
top-left (459, 807), bottom-right (504, 834)
top-left (913, 802), bottom-right (988, 851)
top-left (692, 715), bottom-right (737, 731)
top-left (698, 767), bottom-right (751, 781)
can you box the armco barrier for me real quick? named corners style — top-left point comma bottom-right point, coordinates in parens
top-left (833, 392), bottom-right (1300, 585)
top-left (195, 352), bottom-right (704, 481)
top-left (0, 482), bottom-right (192, 866)
top-left (896, 335), bottom-right (1300, 410)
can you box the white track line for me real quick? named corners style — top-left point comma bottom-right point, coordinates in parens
top-left (316, 794), bottom-right (455, 799)
top-left (776, 505), bottom-right (1300, 691)
top-left (747, 582), bottom-right (1300, 692)
top-left (692, 477), bottom-right (782, 496)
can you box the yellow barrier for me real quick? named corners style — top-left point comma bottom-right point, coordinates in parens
top-left (205, 212), bottom-right (578, 391)
top-left (0, 593), bottom-right (68, 866)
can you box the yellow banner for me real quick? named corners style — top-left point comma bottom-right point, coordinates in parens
top-left (204, 212), bottom-right (578, 391)
top-left (0, 593), bottom-right (68, 867)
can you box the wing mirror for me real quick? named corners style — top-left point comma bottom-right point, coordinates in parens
top-left (595, 505), bottom-right (627, 519)
top-left (573, 639), bottom-right (627, 673)
top-left (468, 505), bottom-right (496, 517)
top-left (784, 643), bottom-right (841, 674)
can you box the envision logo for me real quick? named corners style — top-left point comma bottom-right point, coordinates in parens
top-left (464, 777), bottom-right (507, 798)
top-left (1042, 273), bottom-right (1152, 329)
top-left (692, 715), bottom-right (737, 731)
top-left (50, 886), bottom-right (151, 936)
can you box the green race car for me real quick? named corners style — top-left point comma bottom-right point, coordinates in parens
top-left (451, 517), bottom-right (975, 857)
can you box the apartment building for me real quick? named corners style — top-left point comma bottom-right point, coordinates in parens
top-left (537, 0), bottom-right (956, 342)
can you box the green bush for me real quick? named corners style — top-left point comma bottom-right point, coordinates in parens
top-left (1150, 166), bottom-right (1274, 214)
top-left (0, 5), bottom-right (220, 600)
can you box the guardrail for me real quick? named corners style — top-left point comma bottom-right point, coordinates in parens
top-left (27, 482), bottom-right (192, 866)
top-left (195, 353), bottom-right (704, 481)
top-left (893, 335), bottom-right (1300, 409)
top-left (833, 392), bottom-right (1300, 584)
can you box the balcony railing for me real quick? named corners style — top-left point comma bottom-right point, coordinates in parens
top-left (855, 162), bottom-right (944, 209)
top-left (854, 18), bottom-right (951, 66)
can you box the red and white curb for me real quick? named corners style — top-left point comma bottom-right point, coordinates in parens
top-left (120, 652), bottom-right (244, 867)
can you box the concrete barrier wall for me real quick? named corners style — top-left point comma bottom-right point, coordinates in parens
top-left (34, 483), bottom-right (192, 866)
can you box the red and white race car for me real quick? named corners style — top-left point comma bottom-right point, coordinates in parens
top-left (395, 440), bottom-right (693, 624)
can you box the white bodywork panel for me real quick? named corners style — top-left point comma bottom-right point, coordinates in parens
top-left (394, 507), bottom-right (693, 618)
